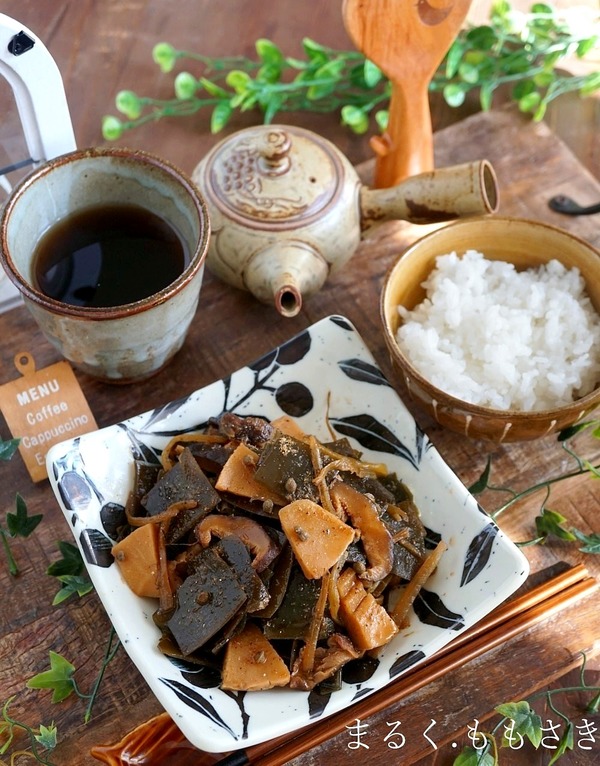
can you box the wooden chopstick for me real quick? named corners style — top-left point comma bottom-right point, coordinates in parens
top-left (214, 564), bottom-right (596, 766)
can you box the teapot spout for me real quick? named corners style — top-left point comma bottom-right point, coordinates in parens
top-left (244, 242), bottom-right (329, 318)
top-left (360, 159), bottom-right (499, 232)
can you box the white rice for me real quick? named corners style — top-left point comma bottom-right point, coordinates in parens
top-left (395, 250), bottom-right (600, 411)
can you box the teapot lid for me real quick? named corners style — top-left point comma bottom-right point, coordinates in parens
top-left (199, 124), bottom-right (347, 230)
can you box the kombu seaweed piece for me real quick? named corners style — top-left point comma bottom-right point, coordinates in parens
top-left (142, 448), bottom-right (220, 543)
top-left (254, 432), bottom-right (319, 503)
top-left (263, 564), bottom-right (321, 641)
top-left (382, 505), bottom-right (427, 581)
top-left (166, 546), bottom-right (247, 656)
top-left (216, 536), bottom-right (270, 613)
top-left (187, 440), bottom-right (235, 475)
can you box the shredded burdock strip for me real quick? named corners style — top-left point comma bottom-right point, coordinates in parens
top-left (300, 570), bottom-right (332, 676)
top-left (389, 541), bottom-right (447, 628)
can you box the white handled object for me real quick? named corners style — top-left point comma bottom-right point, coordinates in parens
top-left (0, 13), bottom-right (76, 168)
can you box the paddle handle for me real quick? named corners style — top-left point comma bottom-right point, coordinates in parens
top-left (370, 80), bottom-right (434, 188)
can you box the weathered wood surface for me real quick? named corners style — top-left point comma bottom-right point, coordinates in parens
top-left (0, 2), bottom-right (598, 765)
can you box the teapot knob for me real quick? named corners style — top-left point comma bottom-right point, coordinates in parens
top-left (257, 129), bottom-right (292, 175)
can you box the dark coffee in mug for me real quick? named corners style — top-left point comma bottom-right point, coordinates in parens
top-left (33, 203), bottom-right (189, 307)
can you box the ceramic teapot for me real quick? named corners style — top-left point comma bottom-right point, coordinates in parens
top-left (192, 124), bottom-right (498, 317)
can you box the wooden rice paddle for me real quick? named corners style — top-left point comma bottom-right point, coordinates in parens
top-left (343, 0), bottom-right (472, 187)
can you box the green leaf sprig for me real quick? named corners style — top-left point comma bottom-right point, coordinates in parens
top-left (27, 628), bottom-right (120, 724)
top-left (469, 419), bottom-right (600, 550)
top-left (46, 541), bottom-right (93, 605)
top-left (0, 491), bottom-right (42, 577)
top-left (0, 698), bottom-right (57, 766)
top-left (102, 2), bottom-right (599, 142)
top-left (433, 0), bottom-right (600, 121)
top-left (454, 653), bottom-right (600, 765)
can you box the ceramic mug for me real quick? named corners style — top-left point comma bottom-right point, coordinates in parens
top-left (0, 147), bottom-right (210, 382)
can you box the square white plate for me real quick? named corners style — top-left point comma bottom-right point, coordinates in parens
top-left (46, 315), bottom-right (529, 753)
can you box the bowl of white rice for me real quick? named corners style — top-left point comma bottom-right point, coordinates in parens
top-left (381, 217), bottom-right (600, 442)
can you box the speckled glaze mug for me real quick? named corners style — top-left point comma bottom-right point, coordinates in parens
top-left (0, 147), bottom-right (210, 382)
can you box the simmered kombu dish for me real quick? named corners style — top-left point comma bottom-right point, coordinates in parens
top-left (111, 413), bottom-right (446, 693)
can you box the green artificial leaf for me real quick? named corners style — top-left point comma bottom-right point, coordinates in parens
top-left (285, 56), bottom-right (308, 70)
top-left (255, 38), bottom-right (284, 67)
top-left (581, 72), bottom-right (600, 96)
top-left (374, 109), bottom-right (388, 131)
top-left (577, 36), bottom-right (598, 58)
top-left (302, 38), bottom-right (329, 65)
top-left (341, 105), bottom-right (369, 134)
top-left (34, 723), bottom-right (58, 752)
top-left (572, 528), bottom-right (600, 554)
top-left (469, 457), bottom-right (492, 495)
top-left (6, 493), bottom-right (42, 539)
top-left (0, 437), bottom-right (20, 461)
top-left (465, 25), bottom-right (497, 51)
top-left (262, 93), bottom-right (283, 124)
top-left (496, 701), bottom-right (543, 748)
top-left (210, 100), bottom-right (233, 133)
top-left (557, 420), bottom-right (594, 441)
top-left (453, 740), bottom-right (496, 766)
top-left (102, 115), bottom-right (124, 141)
top-left (531, 3), bottom-right (554, 15)
top-left (47, 541), bottom-right (84, 578)
top-left (443, 82), bottom-right (467, 107)
top-left (225, 70), bottom-right (252, 93)
top-left (52, 574), bottom-right (93, 605)
top-left (548, 722), bottom-right (574, 766)
top-left (257, 62), bottom-right (282, 84)
top-left (445, 40), bottom-right (465, 79)
top-left (115, 90), bottom-right (142, 119)
top-left (518, 91), bottom-right (542, 114)
top-left (174, 72), bottom-right (197, 100)
top-left (152, 42), bottom-right (177, 73)
top-left (480, 81), bottom-right (495, 111)
top-left (27, 652), bottom-right (76, 704)
top-left (535, 507), bottom-right (577, 543)
top-left (199, 77), bottom-right (229, 98)
top-left (512, 80), bottom-right (535, 100)
top-left (363, 59), bottom-right (382, 88)
top-left (458, 61), bottom-right (482, 85)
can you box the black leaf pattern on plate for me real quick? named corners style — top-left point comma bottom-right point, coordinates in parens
top-left (100, 503), bottom-right (126, 540)
top-left (166, 656), bottom-right (221, 688)
top-left (248, 348), bottom-right (278, 372)
top-left (117, 424), bottom-right (162, 464)
top-left (414, 422), bottom-right (430, 463)
top-left (79, 528), bottom-right (114, 567)
top-left (275, 381), bottom-right (314, 417)
top-left (275, 329), bottom-right (312, 365)
top-left (338, 358), bottom-right (392, 387)
top-left (389, 649), bottom-right (426, 679)
top-left (160, 678), bottom-right (238, 738)
top-left (308, 689), bottom-right (331, 719)
top-left (461, 522), bottom-right (498, 586)
top-left (139, 395), bottom-right (191, 430)
top-left (342, 655), bottom-right (379, 685)
top-left (329, 315), bottom-right (354, 331)
top-left (330, 414), bottom-right (419, 470)
top-left (57, 470), bottom-right (94, 512)
top-left (352, 687), bottom-right (375, 701)
top-left (413, 589), bottom-right (465, 631)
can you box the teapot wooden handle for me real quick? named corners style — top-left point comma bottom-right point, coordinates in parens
top-left (370, 80), bottom-right (434, 188)
top-left (360, 160), bottom-right (499, 231)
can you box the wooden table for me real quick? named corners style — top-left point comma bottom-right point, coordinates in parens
top-left (0, 2), bottom-right (599, 765)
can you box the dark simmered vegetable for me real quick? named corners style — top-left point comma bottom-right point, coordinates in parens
top-left (111, 414), bottom-right (445, 692)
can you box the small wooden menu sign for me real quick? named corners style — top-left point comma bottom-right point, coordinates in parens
top-left (0, 352), bottom-right (98, 482)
